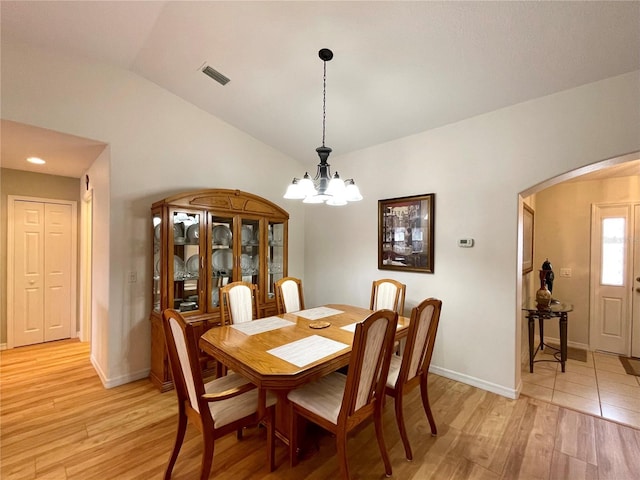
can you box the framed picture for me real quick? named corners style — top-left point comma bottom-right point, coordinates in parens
top-left (522, 203), bottom-right (534, 274)
top-left (378, 193), bottom-right (435, 273)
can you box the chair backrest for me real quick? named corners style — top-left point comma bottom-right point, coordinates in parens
top-left (396, 298), bottom-right (442, 387)
top-left (340, 309), bottom-right (398, 422)
top-left (162, 309), bottom-right (207, 416)
top-left (370, 278), bottom-right (406, 315)
top-left (274, 277), bottom-right (305, 314)
top-left (220, 281), bottom-right (259, 325)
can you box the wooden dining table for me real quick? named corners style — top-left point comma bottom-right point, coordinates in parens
top-left (199, 304), bottom-right (410, 441)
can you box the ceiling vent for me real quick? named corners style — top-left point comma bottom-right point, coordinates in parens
top-left (201, 65), bottom-right (230, 86)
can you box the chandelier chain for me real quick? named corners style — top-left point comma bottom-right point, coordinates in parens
top-left (322, 59), bottom-right (327, 147)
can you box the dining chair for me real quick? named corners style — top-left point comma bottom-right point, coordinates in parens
top-left (287, 309), bottom-right (398, 480)
top-left (220, 281), bottom-right (259, 325)
top-left (274, 276), bottom-right (305, 314)
top-left (161, 309), bottom-right (277, 479)
top-left (385, 297), bottom-right (442, 460)
top-left (370, 278), bottom-right (406, 316)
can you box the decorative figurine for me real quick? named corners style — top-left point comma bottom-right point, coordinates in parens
top-left (541, 258), bottom-right (554, 293)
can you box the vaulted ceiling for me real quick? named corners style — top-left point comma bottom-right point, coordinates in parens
top-left (2, 1), bottom-right (639, 177)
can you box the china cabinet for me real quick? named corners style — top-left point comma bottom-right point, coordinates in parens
top-left (149, 189), bottom-right (289, 391)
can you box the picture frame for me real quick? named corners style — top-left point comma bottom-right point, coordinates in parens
top-left (378, 193), bottom-right (435, 273)
top-left (522, 203), bottom-right (534, 275)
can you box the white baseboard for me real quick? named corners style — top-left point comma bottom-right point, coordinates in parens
top-left (533, 334), bottom-right (590, 352)
top-left (90, 355), bottom-right (150, 389)
top-left (429, 365), bottom-right (519, 400)
top-left (0, 343), bottom-right (7, 351)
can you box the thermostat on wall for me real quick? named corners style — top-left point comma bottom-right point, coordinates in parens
top-left (458, 238), bottom-right (474, 247)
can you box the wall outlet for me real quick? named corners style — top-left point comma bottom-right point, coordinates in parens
top-left (128, 271), bottom-right (137, 283)
top-left (559, 268), bottom-right (572, 278)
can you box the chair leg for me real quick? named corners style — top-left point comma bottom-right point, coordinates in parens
top-left (336, 431), bottom-right (350, 480)
top-left (420, 375), bottom-right (437, 436)
top-left (394, 393), bottom-right (413, 461)
top-left (200, 435), bottom-right (214, 480)
top-left (164, 412), bottom-right (187, 480)
top-left (374, 406), bottom-right (392, 477)
top-left (237, 427), bottom-right (244, 440)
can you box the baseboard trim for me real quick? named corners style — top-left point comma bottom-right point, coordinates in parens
top-left (534, 334), bottom-right (590, 352)
top-left (0, 343), bottom-right (7, 351)
top-left (90, 355), bottom-right (150, 389)
top-left (429, 365), bottom-right (519, 400)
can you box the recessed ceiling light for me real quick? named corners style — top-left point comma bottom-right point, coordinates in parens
top-left (26, 157), bottom-right (46, 165)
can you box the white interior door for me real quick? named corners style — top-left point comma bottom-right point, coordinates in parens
top-left (13, 201), bottom-right (46, 346)
top-left (9, 197), bottom-right (76, 348)
top-left (632, 204), bottom-right (640, 358)
top-left (44, 203), bottom-right (73, 341)
top-left (590, 203), bottom-right (632, 355)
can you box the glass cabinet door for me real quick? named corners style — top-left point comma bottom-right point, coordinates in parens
top-left (152, 212), bottom-right (162, 313)
top-left (240, 217), bottom-right (261, 286)
top-left (267, 221), bottom-right (285, 300)
top-left (172, 211), bottom-right (202, 313)
top-left (210, 215), bottom-right (234, 308)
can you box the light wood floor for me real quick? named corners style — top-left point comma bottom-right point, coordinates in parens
top-left (2, 340), bottom-right (639, 480)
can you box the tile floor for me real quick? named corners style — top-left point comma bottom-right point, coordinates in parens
top-left (521, 348), bottom-right (640, 429)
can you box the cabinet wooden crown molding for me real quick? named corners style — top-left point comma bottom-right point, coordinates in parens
top-left (152, 189), bottom-right (289, 219)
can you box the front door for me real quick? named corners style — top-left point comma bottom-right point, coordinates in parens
top-left (632, 204), bottom-right (640, 358)
top-left (590, 203), bottom-right (633, 355)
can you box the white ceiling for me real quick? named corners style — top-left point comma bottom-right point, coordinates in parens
top-left (1, 1), bottom-right (639, 178)
top-left (1, 120), bottom-right (106, 178)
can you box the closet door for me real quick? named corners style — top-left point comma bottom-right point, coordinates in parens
top-left (13, 201), bottom-right (46, 346)
top-left (43, 202), bottom-right (73, 341)
top-left (12, 200), bottom-right (73, 347)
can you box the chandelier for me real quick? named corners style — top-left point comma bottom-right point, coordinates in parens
top-left (284, 48), bottom-right (362, 206)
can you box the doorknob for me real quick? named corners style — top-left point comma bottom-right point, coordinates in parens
top-left (637, 276), bottom-right (640, 282)
top-left (29, 280), bottom-right (35, 284)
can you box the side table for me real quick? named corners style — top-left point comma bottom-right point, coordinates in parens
top-left (523, 301), bottom-right (573, 373)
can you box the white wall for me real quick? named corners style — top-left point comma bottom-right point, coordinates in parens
top-left (2, 40), bottom-right (306, 386)
top-left (3, 39), bottom-right (639, 397)
top-left (82, 148), bottom-right (111, 382)
top-left (304, 71), bottom-right (640, 397)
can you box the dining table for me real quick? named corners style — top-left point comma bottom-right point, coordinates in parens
top-left (199, 303), bottom-right (410, 442)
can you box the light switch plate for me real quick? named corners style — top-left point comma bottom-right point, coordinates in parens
top-left (559, 268), bottom-right (571, 277)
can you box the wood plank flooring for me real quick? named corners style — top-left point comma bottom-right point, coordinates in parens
top-left (2, 339), bottom-right (639, 479)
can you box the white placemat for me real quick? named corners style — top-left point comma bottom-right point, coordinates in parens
top-left (267, 335), bottom-right (349, 367)
top-left (295, 306), bottom-right (344, 321)
top-left (230, 316), bottom-right (294, 336)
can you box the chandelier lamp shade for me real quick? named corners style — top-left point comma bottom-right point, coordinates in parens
top-left (284, 48), bottom-right (362, 206)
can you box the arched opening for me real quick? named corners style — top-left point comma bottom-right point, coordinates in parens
top-left (516, 151), bottom-right (640, 423)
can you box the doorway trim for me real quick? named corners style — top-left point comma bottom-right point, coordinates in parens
top-left (589, 202), bottom-right (634, 356)
top-left (80, 189), bottom-right (93, 343)
top-left (516, 150), bottom-right (640, 391)
top-left (7, 195), bottom-right (78, 349)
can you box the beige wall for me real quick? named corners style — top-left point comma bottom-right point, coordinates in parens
top-left (0, 168), bottom-right (81, 344)
top-left (532, 174), bottom-right (640, 348)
